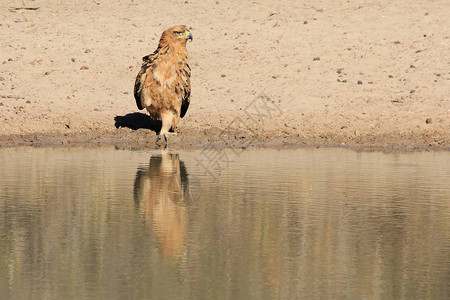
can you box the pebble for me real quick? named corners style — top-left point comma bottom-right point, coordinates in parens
top-left (0, 102), bottom-right (3, 106)
top-left (425, 118), bottom-right (432, 124)
top-left (357, 80), bottom-right (363, 85)
top-left (71, 58), bottom-right (76, 62)
top-left (26, 100), bottom-right (31, 104)
top-left (80, 65), bottom-right (89, 70)
top-left (313, 57), bottom-right (320, 61)
top-left (221, 74), bottom-right (226, 77)
top-left (14, 18), bottom-right (28, 23)
top-left (388, 75), bottom-right (394, 78)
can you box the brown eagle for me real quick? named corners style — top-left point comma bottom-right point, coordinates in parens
top-left (134, 25), bottom-right (192, 142)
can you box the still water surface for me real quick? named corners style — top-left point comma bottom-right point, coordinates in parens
top-left (0, 147), bottom-right (449, 299)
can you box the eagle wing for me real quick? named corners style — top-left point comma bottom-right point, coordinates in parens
top-left (180, 63), bottom-right (191, 118)
top-left (134, 54), bottom-right (156, 110)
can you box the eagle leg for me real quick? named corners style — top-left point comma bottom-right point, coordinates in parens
top-left (158, 112), bottom-right (178, 145)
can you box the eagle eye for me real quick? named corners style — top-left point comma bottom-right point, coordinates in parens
top-left (174, 31), bottom-right (184, 36)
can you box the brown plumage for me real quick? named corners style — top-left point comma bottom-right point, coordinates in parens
top-left (134, 25), bottom-right (192, 142)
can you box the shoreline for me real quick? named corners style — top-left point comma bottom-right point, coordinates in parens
top-left (1, 128), bottom-right (448, 152)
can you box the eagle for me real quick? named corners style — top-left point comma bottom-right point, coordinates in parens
top-left (134, 25), bottom-right (193, 143)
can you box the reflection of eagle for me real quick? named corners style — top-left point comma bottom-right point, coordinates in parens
top-left (134, 25), bottom-right (193, 143)
top-left (134, 150), bottom-right (190, 261)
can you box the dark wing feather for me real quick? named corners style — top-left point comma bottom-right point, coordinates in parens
top-left (180, 63), bottom-right (191, 118)
top-left (134, 53), bottom-right (157, 110)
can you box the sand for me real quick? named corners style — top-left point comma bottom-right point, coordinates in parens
top-left (0, 0), bottom-right (449, 150)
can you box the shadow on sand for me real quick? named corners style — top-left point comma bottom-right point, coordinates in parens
top-left (114, 112), bottom-right (162, 133)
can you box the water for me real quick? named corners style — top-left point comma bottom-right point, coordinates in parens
top-left (0, 147), bottom-right (449, 299)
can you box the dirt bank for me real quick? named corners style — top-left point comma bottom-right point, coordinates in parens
top-left (0, 0), bottom-right (449, 150)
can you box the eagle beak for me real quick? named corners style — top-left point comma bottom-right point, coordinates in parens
top-left (186, 31), bottom-right (193, 41)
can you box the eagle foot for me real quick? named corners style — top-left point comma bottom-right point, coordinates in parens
top-left (156, 132), bottom-right (178, 145)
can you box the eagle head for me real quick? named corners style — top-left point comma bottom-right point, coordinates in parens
top-left (159, 25), bottom-right (193, 47)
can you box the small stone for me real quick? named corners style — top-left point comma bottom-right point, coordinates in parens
top-left (304, 21), bottom-right (308, 24)
top-left (313, 57), bottom-right (320, 61)
top-left (71, 58), bottom-right (76, 62)
top-left (221, 74), bottom-right (226, 77)
top-left (410, 64), bottom-right (416, 68)
top-left (410, 89), bottom-right (416, 94)
top-left (26, 100), bottom-right (31, 104)
top-left (85, 49), bottom-right (91, 53)
top-left (0, 102), bottom-right (3, 106)
top-left (388, 75), bottom-right (394, 78)
top-left (357, 80), bottom-right (363, 85)
top-left (272, 75), bottom-right (277, 79)
top-left (44, 71), bottom-right (50, 75)
top-left (0, 77), bottom-right (4, 81)
top-left (8, 58), bottom-right (13, 62)
top-left (368, 81), bottom-right (373, 84)
top-left (80, 65), bottom-right (89, 70)
top-left (14, 18), bottom-right (28, 23)
top-left (296, 68), bottom-right (301, 73)
top-left (425, 118), bottom-right (432, 124)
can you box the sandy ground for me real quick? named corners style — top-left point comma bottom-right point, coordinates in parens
top-left (0, 0), bottom-right (449, 150)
